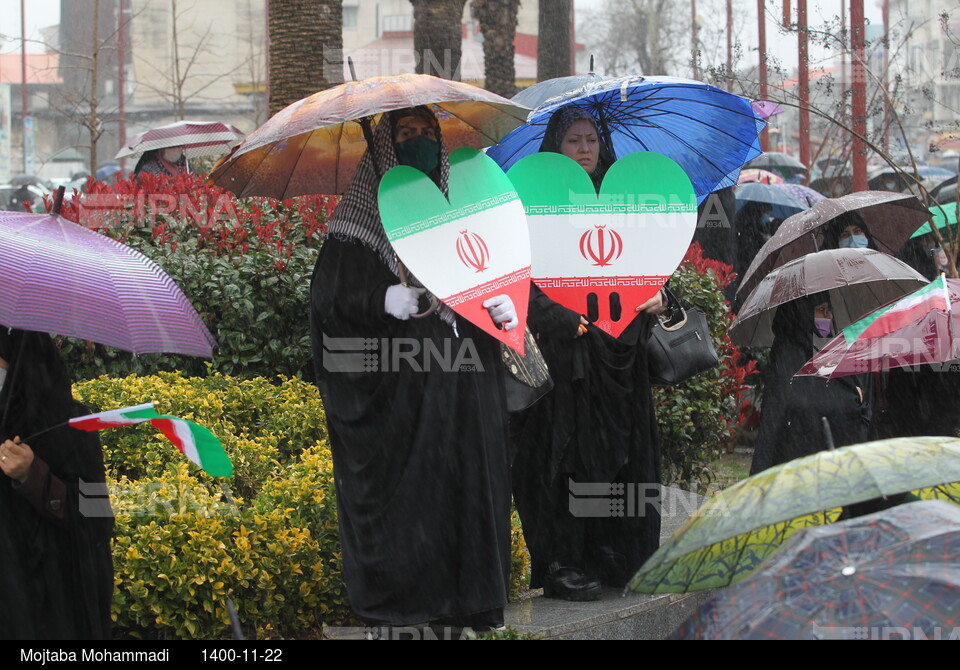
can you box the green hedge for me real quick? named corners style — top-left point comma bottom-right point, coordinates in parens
top-left (74, 373), bottom-right (528, 639)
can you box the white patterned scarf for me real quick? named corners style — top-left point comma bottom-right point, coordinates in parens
top-left (326, 107), bottom-right (456, 325)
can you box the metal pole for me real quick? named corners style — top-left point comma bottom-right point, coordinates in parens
top-left (264, 0), bottom-right (271, 116)
top-left (20, 0), bottom-right (28, 174)
top-left (691, 0), bottom-right (697, 79)
top-left (882, 0), bottom-right (890, 153)
top-left (117, 0), bottom-right (126, 172)
top-left (726, 0), bottom-right (732, 91)
top-left (851, 0), bottom-right (867, 192)
top-left (570, 0), bottom-right (576, 75)
top-left (757, 0), bottom-right (768, 152)
top-left (799, 0), bottom-right (810, 171)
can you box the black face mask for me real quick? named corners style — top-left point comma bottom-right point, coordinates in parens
top-left (394, 135), bottom-right (439, 175)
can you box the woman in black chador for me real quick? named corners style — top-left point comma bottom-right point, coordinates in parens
top-left (0, 328), bottom-right (114, 639)
top-left (310, 107), bottom-right (517, 629)
top-left (750, 295), bottom-right (868, 475)
top-left (511, 106), bottom-right (664, 601)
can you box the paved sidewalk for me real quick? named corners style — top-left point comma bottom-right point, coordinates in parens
top-left (504, 486), bottom-right (713, 639)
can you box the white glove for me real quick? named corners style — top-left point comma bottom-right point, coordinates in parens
top-left (385, 284), bottom-right (426, 320)
top-left (483, 294), bottom-right (518, 331)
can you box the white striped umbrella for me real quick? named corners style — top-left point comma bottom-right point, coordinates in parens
top-left (0, 210), bottom-right (215, 357)
top-left (115, 121), bottom-right (245, 161)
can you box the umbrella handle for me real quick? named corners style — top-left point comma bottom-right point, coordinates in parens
top-left (397, 260), bottom-right (439, 319)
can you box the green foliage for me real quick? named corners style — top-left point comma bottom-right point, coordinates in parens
top-left (60, 240), bottom-right (319, 382)
top-left (56, 173), bottom-right (331, 382)
top-left (73, 373), bottom-right (528, 639)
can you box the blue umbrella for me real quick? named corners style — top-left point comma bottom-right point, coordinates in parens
top-left (735, 182), bottom-right (807, 220)
top-left (486, 75), bottom-right (765, 203)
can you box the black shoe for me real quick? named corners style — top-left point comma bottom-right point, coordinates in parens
top-left (541, 563), bottom-right (602, 601)
top-left (595, 546), bottom-right (630, 588)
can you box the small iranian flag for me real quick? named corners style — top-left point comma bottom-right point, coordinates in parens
top-left (843, 274), bottom-right (952, 344)
top-left (69, 402), bottom-right (233, 477)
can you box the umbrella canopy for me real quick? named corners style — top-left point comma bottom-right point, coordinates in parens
top-left (737, 168), bottom-right (784, 185)
top-left (796, 275), bottom-right (960, 379)
top-left (868, 165), bottom-right (955, 193)
top-left (744, 151), bottom-right (807, 177)
top-left (734, 182), bottom-right (806, 220)
top-left (628, 436), bottom-right (960, 595)
top-left (911, 203), bottom-right (958, 239)
top-left (750, 100), bottom-right (784, 120)
top-left (512, 72), bottom-right (611, 109)
top-left (730, 249), bottom-right (928, 348)
top-left (671, 500), bottom-right (960, 639)
top-left (115, 121), bottom-right (245, 161)
top-left (0, 210), bottom-right (216, 357)
top-left (9, 174), bottom-right (45, 187)
top-left (771, 182), bottom-right (825, 207)
top-left (209, 73), bottom-right (529, 199)
top-left (737, 191), bottom-right (933, 299)
top-left (485, 75), bottom-right (764, 202)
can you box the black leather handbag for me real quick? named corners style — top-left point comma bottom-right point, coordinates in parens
top-left (647, 287), bottom-right (719, 386)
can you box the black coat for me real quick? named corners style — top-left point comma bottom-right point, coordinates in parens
top-left (0, 330), bottom-right (113, 640)
top-left (310, 236), bottom-right (512, 626)
top-left (511, 285), bottom-right (661, 586)
top-left (751, 298), bottom-right (869, 475)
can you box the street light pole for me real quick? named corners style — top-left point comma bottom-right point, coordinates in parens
top-left (726, 0), bottom-right (732, 91)
top-left (799, 0), bottom-right (810, 171)
top-left (691, 0), bottom-right (699, 80)
top-left (757, 0), bottom-right (768, 151)
top-left (20, 0), bottom-right (28, 174)
top-left (851, 0), bottom-right (867, 192)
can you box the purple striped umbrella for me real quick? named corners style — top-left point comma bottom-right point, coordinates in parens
top-left (750, 99), bottom-right (784, 120)
top-left (772, 182), bottom-right (826, 207)
top-left (0, 211), bottom-right (216, 357)
top-left (115, 121), bottom-right (245, 161)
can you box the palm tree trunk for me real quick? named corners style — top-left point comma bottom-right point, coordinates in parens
top-left (267, 0), bottom-right (343, 117)
top-left (538, 0), bottom-right (572, 81)
top-left (410, 0), bottom-right (466, 81)
top-left (474, 0), bottom-right (519, 98)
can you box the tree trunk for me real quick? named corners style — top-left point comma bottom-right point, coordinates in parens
top-left (473, 0), bottom-right (519, 98)
top-left (537, 0), bottom-right (571, 81)
top-left (410, 0), bottom-right (466, 81)
top-left (268, 0), bottom-right (343, 118)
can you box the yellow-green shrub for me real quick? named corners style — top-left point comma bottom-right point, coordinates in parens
top-left (110, 464), bottom-right (345, 639)
top-left (74, 373), bottom-right (528, 639)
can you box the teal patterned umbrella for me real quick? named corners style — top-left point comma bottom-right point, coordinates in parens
top-left (628, 437), bottom-right (960, 594)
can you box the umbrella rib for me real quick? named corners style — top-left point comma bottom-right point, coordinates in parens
top-left (614, 116), bottom-right (756, 182)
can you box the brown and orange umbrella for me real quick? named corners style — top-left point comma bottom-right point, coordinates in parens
top-left (209, 73), bottom-right (529, 199)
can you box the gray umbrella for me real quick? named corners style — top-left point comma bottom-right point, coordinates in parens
top-left (730, 248), bottom-right (928, 348)
top-left (737, 191), bottom-right (933, 299)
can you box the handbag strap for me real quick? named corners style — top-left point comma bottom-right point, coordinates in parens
top-left (658, 285), bottom-right (686, 328)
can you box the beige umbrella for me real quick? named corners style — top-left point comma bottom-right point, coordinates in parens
top-left (730, 248), bottom-right (928, 348)
top-left (737, 191), bottom-right (933, 299)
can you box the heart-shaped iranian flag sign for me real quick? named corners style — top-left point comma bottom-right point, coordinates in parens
top-left (508, 152), bottom-right (697, 338)
top-left (378, 148), bottom-right (531, 353)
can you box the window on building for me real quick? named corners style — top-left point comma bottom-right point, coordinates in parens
top-left (344, 5), bottom-right (359, 30)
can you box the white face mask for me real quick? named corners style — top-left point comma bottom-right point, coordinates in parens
top-left (162, 148), bottom-right (183, 163)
